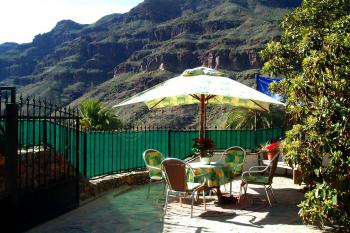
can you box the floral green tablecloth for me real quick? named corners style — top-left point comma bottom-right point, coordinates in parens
top-left (187, 162), bottom-right (234, 187)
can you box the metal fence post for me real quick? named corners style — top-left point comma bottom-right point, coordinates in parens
top-left (43, 120), bottom-right (47, 149)
top-left (75, 118), bottom-right (80, 205)
top-left (5, 103), bottom-right (18, 204)
top-left (167, 129), bottom-right (171, 158)
top-left (83, 131), bottom-right (87, 177)
top-left (10, 87), bottom-right (16, 104)
top-left (254, 128), bottom-right (258, 151)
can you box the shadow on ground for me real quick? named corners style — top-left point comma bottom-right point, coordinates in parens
top-left (26, 177), bottom-right (327, 233)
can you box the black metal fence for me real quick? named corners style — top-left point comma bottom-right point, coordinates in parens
top-left (0, 87), bottom-right (80, 232)
top-left (16, 97), bottom-right (80, 191)
top-left (0, 87), bottom-right (16, 199)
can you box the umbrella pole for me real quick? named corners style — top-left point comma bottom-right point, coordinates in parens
top-left (200, 94), bottom-right (205, 140)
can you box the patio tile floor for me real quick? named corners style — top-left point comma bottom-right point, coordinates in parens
top-left (26, 177), bottom-right (328, 233)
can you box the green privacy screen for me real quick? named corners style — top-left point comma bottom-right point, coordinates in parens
top-left (82, 127), bottom-right (284, 178)
top-left (16, 120), bottom-right (79, 174)
top-left (84, 129), bottom-right (171, 178)
top-left (11, 119), bottom-right (283, 179)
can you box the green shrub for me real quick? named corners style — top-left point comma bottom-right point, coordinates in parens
top-left (260, 0), bottom-right (350, 229)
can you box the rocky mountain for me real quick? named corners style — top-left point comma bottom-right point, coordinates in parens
top-left (0, 0), bottom-right (301, 127)
top-left (0, 42), bottom-right (18, 53)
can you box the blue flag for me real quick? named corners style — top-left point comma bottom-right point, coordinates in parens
top-left (256, 75), bottom-right (282, 101)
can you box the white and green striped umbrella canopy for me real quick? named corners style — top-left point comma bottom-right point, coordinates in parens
top-left (114, 67), bottom-right (284, 111)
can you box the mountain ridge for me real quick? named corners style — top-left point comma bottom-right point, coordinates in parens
top-left (0, 0), bottom-right (301, 127)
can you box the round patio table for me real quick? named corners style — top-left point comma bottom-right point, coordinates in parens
top-left (189, 162), bottom-right (234, 187)
top-left (188, 161), bottom-right (235, 204)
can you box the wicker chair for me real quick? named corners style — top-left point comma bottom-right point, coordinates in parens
top-left (161, 158), bottom-right (207, 218)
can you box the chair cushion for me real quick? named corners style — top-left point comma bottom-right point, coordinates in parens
top-left (244, 175), bottom-right (270, 185)
top-left (225, 149), bottom-right (245, 177)
top-left (225, 150), bottom-right (244, 164)
top-left (144, 150), bottom-right (164, 177)
top-left (145, 151), bottom-right (164, 168)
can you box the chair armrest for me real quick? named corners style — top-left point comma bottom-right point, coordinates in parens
top-left (242, 168), bottom-right (268, 178)
top-left (242, 170), bottom-right (266, 176)
top-left (248, 166), bottom-right (269, 172)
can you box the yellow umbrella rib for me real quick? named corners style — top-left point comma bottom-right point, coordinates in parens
top-left (149, 97), bottom-right (166, 109)
top-left (250, 99), bottom-right (269, 111)
top-left (190, 94), bottom-right (200, 100)
top-left (205, 95), bottom-right (216, 101)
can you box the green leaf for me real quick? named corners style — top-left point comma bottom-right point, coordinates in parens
top-left (332, 195), bottom-right (337, 205)
top-left (314, 168), bottom-right (320, 177)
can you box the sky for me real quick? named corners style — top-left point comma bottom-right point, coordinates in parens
top-left (0, 0), bottom-right (144, 44)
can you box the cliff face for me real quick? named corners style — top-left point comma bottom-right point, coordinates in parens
top-left (111, 0), bottom-right (287, 76)
top-left (0, 0), bottom-right (300, 125)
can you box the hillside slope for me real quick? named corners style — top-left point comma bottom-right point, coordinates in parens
top-left (0, 0), bottom-right (301, 127)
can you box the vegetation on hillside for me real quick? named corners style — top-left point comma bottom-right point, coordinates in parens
top-left (260, 0), bottom-right (350, 229)
top-left (0, 0), bottom-right (302, 129)
top-left (0, 0), bottom-right (300, 109)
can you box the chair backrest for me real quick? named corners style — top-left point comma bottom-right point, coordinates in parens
top-left (267, 150), bottom-right (280, 184)
top-left (143, 149), bottom-right (165, 178)
top-left (161, 158), bottom-right (187, 192)
top-left (222, 146), bottom-right (246, 174)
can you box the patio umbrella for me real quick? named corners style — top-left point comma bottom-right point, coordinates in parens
top-left (114, 67), bottom-right (284, 140)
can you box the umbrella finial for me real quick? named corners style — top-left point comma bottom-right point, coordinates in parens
top-left (182, 67), bottom-right (225, 77)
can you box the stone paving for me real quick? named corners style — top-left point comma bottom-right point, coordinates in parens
top-left (26, 177), bottom-right (329, 233)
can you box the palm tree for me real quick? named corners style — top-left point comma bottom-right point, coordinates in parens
top-left (78, 99), bottom-right (123, 130)
top-left (226, 106), bottom-right (285, 130)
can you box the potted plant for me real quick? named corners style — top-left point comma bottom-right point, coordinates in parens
top-left (260, 141), bottom-right (279, 160)
top-left (192, 138), bottom-right (214, 164)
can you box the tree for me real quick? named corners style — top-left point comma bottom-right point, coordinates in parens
top-left (78, 99), bottom-right (123, 130)
top-left (259, 0), bottom-right (350, 229)
top-left (226, 106), bottom-right (285, 130)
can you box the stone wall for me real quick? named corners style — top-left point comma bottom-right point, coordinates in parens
top-left (79, 170), bottom-right (149, 204)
